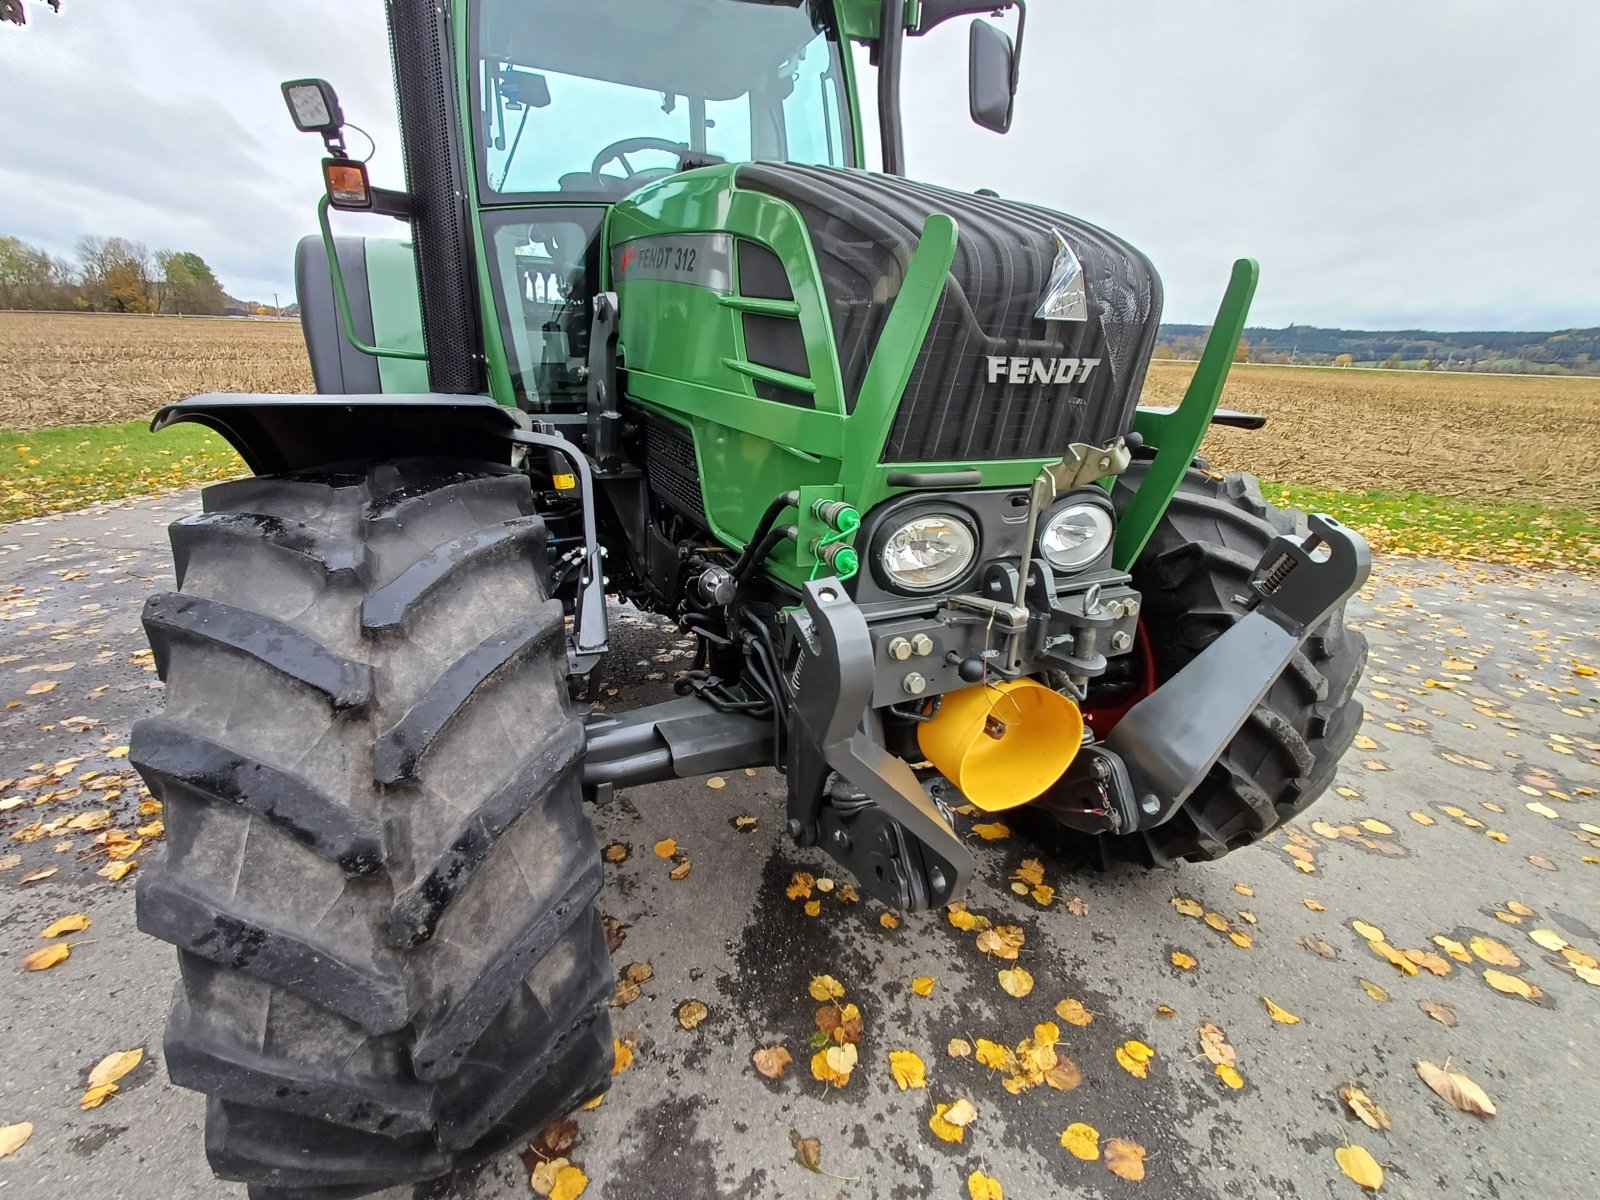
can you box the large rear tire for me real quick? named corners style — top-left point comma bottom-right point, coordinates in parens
top-left (1059, 464), bottom-right (1368, 867)
top-left (132, 460), bottom-right (611, 1198)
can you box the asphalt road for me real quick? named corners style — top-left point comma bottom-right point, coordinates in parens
top-left (1, 491), bottom-right (1597, 1200)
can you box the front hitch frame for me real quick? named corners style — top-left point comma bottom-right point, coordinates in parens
top-left (785, 578), bottom-right (972, 911)
top-left (1103, 513), bottom-right (1372, 830)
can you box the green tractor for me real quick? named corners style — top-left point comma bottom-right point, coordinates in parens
top-left (131, 0), bottom-right (1370, 1193)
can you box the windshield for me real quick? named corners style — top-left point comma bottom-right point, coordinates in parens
top-left (473, 0), bottom-right (852, 199)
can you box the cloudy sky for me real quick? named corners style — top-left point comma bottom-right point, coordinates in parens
top-left (1, 0), bottom-right (1595, 330)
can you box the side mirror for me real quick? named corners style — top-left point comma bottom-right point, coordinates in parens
top-left (969, 20), bottom-right (1016, 134)
top-left (281, 78), bottom-right (346, 137)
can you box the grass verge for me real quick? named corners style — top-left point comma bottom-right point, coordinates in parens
top-left (2, 421), bottom-right (243, 524)
top-left (1260, 482), bottom-right (1600, 577)
top-left (3, 423), bottom-right (1596, 577)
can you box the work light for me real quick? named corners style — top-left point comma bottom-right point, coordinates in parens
top-left (879, 514), bottom-right (977, 591)
top-left (1039, 501), bottom-right (1114, 571)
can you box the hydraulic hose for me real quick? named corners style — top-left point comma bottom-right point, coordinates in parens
top-left (734, 524), bottom-right (799, 584)
top-left (729, 490), bottom-right (800, 580)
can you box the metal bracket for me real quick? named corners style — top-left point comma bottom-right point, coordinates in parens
top-left (1016, 436), bottom-right (1132, 604)
top-left (586, 291), bottom-right (625, 475)
top-left (508, 428), bottom-right (609, 674)
top-left (786, 578), bottom-right (972, 910)
top-left (1106, 515), bottom-right (1371, 829)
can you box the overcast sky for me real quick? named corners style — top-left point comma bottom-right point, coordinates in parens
top-left (1, 0), bottom-right (1595, 330)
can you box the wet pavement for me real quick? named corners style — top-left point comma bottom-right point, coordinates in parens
top-left (1, 491), bottom-right (1597, 1200)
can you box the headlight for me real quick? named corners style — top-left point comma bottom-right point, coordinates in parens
top-left (1040, 502), bottom-right (1114, 571)
top-left (879, 514), bottom-right (977, 591)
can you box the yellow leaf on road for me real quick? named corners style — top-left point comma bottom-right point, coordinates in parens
top-left (888, 1050), bottom-right (927, 1090)
top-left (1335, 1143), bottom-right (1385, 1191)
top-left (1339, 1085), bottom-right (1391, 1130)
top-left (947, 1038), bottom-right (972, 1058)
top-left (88, 1048), bottom-right (144, 1089)
top-left (929, 1102), bottom-right (968, 1144)
top-left (652, 838), bottom-right (677, 858)
top-left (971, 822), bottom-right (1010, 840)
top-left (1415, 1060), bottom-right (1497, 1117)
top-left (41, 913), bottom-right (90, 937)
top-left (1432, 935), bottom-right (1472, 963)
top-left (912, 976), bottom-right (935, 997)
top-left (1171, 896), bottom-right (1203, 917)
top-left (1469, 937), bottom-right (1520, 968)
top-left (808, 975), bottom-right (844, 1002)
top-left (1055, 998), bottom-right (1093, 1027)
top-left (752, 1045), bottom-right (792, 1079)
top-left (1360, 819), bottom-right (1393, 835)
top-left (1262, 997), bottom-right (1301, 1024)
top-left (997, 967), bottom-right (1034, 998)
top-left (1358, 979), bottom-right (1390, 1002)
top-left (974, 1039), bottom-right (1013, 1071)
top-left (549, 1164), bottom-right (589, 1200)
top-left (1115, 1040), bottom-right (1154, 1078)
top-left (1216, 1063), bottom-right (1245, 1089)
top-left (943, 1098), bottom-right (977, 1127)
top-left (879, 912), bottom-right (900, 929)
top-left (22, 944), bottom-right (69, 972)
top-left (0, 1122), bottom-right (33, 1159)
top-left (676, 999), bottom-right (709, 1029)
top-left (611, 1038), bottom-right (633, 1075)
top-left (1483, 970), bottom-right (1538, 999)
top-left (1104, 1138), bottom-right (1148, 1182)
top-left (967, 1170), bottom-right (1004, 1200)
top-left (1060, 1122), bottom-right (1100, 1161)
top-left (79, 1083), bottom-right (118, 1110)
top-left (1351, 920), bottom-right (1385, 942)
top-left (1410, 811), bottom-right (1436, 826)
top-left (810, 1042), bottom-right (858, 1088)
top-left (1170, 951), bottom-right (1196, 970)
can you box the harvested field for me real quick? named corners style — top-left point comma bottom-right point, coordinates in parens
top-left (1, 312), bottom-right (1596, 517)
top-left (1145, 360), bottom-right (1600, 512)
top-left (0, 311), bottom-right (312, 429)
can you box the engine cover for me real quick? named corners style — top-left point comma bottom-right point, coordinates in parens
top-left (737, 164), bottom-right (1163, 463)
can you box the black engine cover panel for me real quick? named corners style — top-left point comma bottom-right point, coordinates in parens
top-left (737, 164), bottom-right (1163, 464)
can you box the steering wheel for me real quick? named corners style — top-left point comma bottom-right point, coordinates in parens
top-left (591, 137), bottom-right (691, 180)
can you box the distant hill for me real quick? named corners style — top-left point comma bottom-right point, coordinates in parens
top-left (1156, 324), bottom-right (1600, 375)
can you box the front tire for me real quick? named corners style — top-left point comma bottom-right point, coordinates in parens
top-left (132, 460), bottom-right (611, 1198)
top-left (1063, 464), bottom-right (1368, 867)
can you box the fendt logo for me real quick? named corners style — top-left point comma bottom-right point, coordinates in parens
top-left (985, 356), bottom-right (1102, 387)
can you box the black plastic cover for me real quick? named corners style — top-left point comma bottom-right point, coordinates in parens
top-left (737, 164), bottom-right (1163, 463)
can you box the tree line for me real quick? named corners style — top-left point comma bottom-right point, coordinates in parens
top-left (0, 234), bottom-right (230, 316)
top-left (1158, 323), bottom-right (1600, 376)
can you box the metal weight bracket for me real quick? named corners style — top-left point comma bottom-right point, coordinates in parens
top-left (1106, 514), bottom-right (1371, 829)
top-left (785, 578), bottom-right (972, 910)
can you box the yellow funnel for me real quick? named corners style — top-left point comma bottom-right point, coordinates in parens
top-left (918, 678), bottom-right (1083, 812)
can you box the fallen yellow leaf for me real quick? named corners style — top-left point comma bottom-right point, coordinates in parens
top-left (22, 944), bottom-right (70, 972)
top-left (948, 1038), bottom-right (972, 1058)
top-left (1115, 1040), bottom-right (1154, 1078)
top-left (1171, 896), bottom-right (1204, 917)
top-left (550, 1163), bottom-right (589, 1200)
top-left (87, 1048), bottom-right (143, 1089)
top-left (41, 913), bottom-right (90, 938)
top-left (752, 1045), bottom-right (792, 1079)
top-left (1483, 970), bottom-right (1537, 999)
top-left (967, 1170), bottom-right (1004, 1200)
top-left (1262, 997), bottom-right (1301, 1025)
top-left (879, 912), bottom-right (900, 930)
top-left (677, 999), bottom-right (709, 1029)
top-left (1170, 951), bottom-right (1197, 971)
top-left (79, 1083), bottom-right (118, 1110)
top-left (971, 822), bottom-right (1010, 840)
top-left (1060, 1121), bottom-right (1100, 1161)
top-left (974, 1039), bottom-right (1013, 1071)
top-left (888, 1050), bottom-right (927, 1090)
top-left (611, 1038), bottom-right (633, 1076)
top-left (0, 1122), bottom-right (32, 1159)
top-left (1351, 920), bottom-right (1385, 942)
top-left (912, 976), bottom-right (935, 997)
top-left (1055, 998), bottom-right (1093, 1027)
top-left (1104, 1137), bottom-right (1148, 1182)
top-left (1335, 1143), bottom-right (1385, 1191)
top-left (1469, 937), bottom-right (1521, 968)
top-left (1339, 1084), bottom-right (1391, 1130)
top-left (1216, 1063), bottom-right (1245, 1089)
top-left (929, 1101), bottom-right (968, 1144)
top-left (1410, 811), bottom-right (1436, 826)
top-left (808, 975), bottom-right (844, 1002)
top-left (1358, 978), bottom-right (1390, 1002)
top-left (997, 967), bottom-right (1034, 998)
top-left (652, 838), bottom-right (677, 858)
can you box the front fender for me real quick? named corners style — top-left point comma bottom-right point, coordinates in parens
top-left (153, 393), bottom-right (522, 476)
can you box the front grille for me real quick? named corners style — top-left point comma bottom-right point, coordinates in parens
top-left (737, 165), bottom-right (1162, 464)
top-left (644, 420), bottom-right (705, 523)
